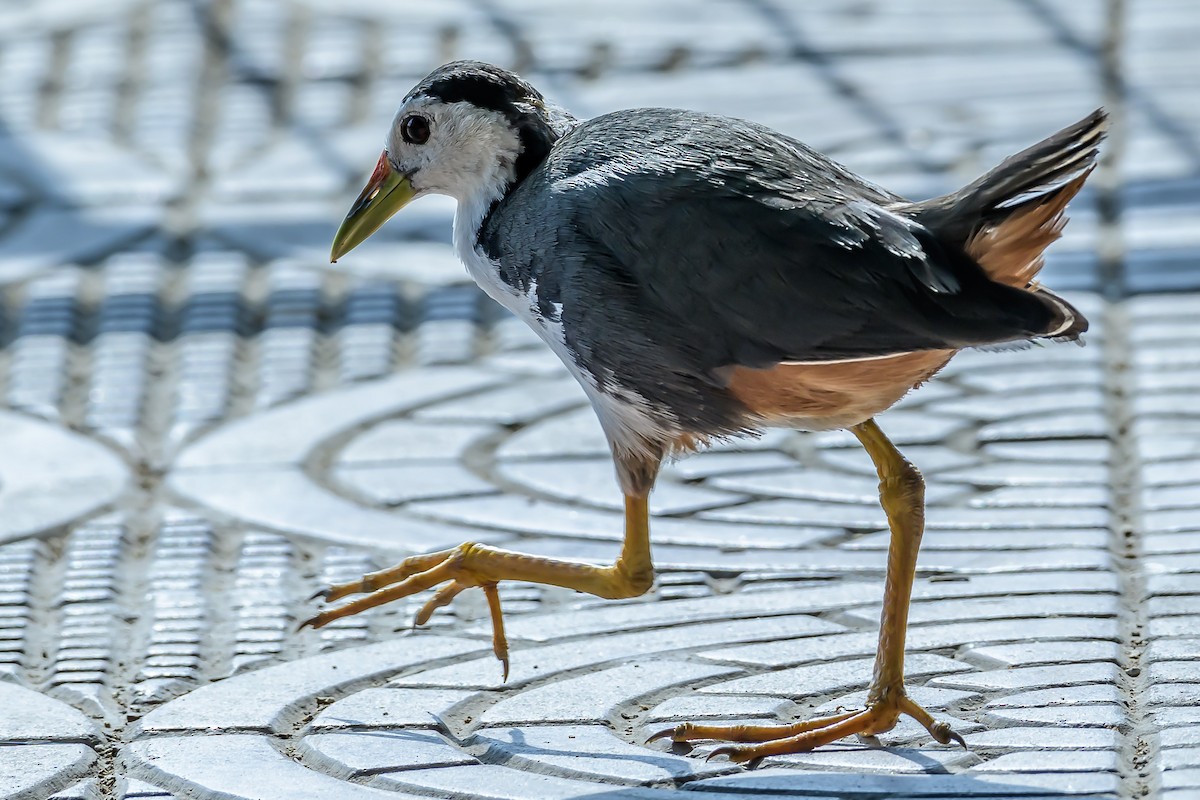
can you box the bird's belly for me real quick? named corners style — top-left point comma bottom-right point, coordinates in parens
top-left (724, 350), bottom-right (956, 430)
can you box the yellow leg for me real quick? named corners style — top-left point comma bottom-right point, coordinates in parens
top-left (651, 418), bottom-right (964, 762)
top-left (302, 495), bottom-right (655, 674)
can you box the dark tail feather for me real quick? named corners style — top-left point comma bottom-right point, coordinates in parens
top-left (904, 109), bottom-right (1106, 343)
top-left (909, 108), bottom-right (1108, 240)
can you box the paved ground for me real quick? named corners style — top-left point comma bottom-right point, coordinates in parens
top-left (0, 0), bottom-right (1198, 798)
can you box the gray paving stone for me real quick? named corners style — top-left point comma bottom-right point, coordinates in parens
top-left (0, 682), bottom-right (100, 743)
top-left (763, 743), bottom-right (980, 773)
top-left (969, 485), bottom-right (1111, 509)
top-left (707, 470), bottom-right (962, 505)
top-left (407, 494), bottom-right (837, 549)
top-left (0, 743), bottom-right (96, 800)
top-left (1155, 706), bottom-right (1200, 730)
top-left (700, 653), bottom-right (971, 699)
top-left (374, 763), bottom-right (678, 799)
top-left (494, 584), bottom-right (869, 642)
top-left (818, 445), bottom-right (979, 477)
top-left (496, 406), bottom-right (624, 460)
top-left (984, 684), bottom-right (1123, 709)
top-left (136, 636), bottom-right (486, 735)
top-left (982, 704), bottom-right (1126, 728)
top-left (309, 687), bottom-right (476, 730)
top-left (1161, 726), bottom-right (1200, 748)
top-left (1150, 662), bottom-right (1200, 683)
top-left (474, 724), bottom-right (737, 784)
top-left (300, 731), bottom-right (477, 777)
top-left (339, 420), bottom-right (498, 464)
top-left (687, 767), bottom-right (1121, 796)
top-left (964, 640), bottom-right (1122, 669)
top-left (1162, 767), bottom-right (1200, 790)
top-left (1147, 682), bottom-right (1200, 707)
top-left (335, 463), bottom-right (497, 504)
top-left (645, 694), bottom-right (794, 723)
top-left (843, 593), bottom-right (1118, 628)
top-left (663, 452), bottom-right (799, 480)
top-left (965, 726), bottom-right (1119, 750)
top-left (500, 458), bottom-right (749, 515)
top-left (172, 468), bottom-right (506, 552)
top-left (0, 411), bottom-right (128, 545)
top-left (1161, 746), bottom-right (1200, 770)
top-left (980, 440), bottom-right (1113, 464)
top-left (926, 389), bottom-right (1105, 422)
top-left (413, 379), bottom-right (585, 425)
top-left (844, 528), bottom-right (1108, 551)
top-left (1149, 616), bottom-right (1200, 638)
top-left (705, 617), bottom-right (1121, 669)
top-left (479, 660), bottom-right (737, 725)
top-left (938, 461), bottom-right (1109, 487)
top-left (398, 614), bottom-right (837, 690)
top-left (929, 662), bottom-right (1120, 692)
top-left (175, 369), bottom-right (501, 470)
top-left (129, 735), bottom-right (422, 800)
top-left (970, 749), bottom-right (1119, 773)
top-left (808, 688), bottom-right (984, 726)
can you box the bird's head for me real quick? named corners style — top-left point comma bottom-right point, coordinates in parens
top-left (331, 61), bottom-right (562, 262)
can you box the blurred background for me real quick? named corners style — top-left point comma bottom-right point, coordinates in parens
top-left (0, 0), bottom-right (1195, 456)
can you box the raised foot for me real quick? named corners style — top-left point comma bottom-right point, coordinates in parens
top-left (649, 691), bottom-right (966, 764)
top-left (300, 537), bottom-right (653, 684)
top-left (300, 543), bottom-right (512, 679)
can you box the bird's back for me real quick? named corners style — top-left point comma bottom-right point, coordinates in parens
top-left (476, 107), bottom-right (1101, 444)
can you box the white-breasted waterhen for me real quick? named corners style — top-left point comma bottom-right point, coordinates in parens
top-left (303, 61), bottom-right (1106, 761)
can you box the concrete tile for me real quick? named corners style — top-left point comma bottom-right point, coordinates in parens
top-left (0, 744), bottom-right (96, 800)
top-left (408, 494), bottom-right (837, 549)
top-left (971, 749), bottom-right (1119, 773)
top-left (473, 724), bottom-right (736, 784)
top-left (128, 735), bottom-right (419, 799)
top-left (701, 653), bottom-right (971, 698)
top-left (309, 688), bottom-right (475, 730)
top-left (300, 731), bottom-right (477, 777)
top-left (479, 660), bottom-right (737, 725)
top-left (373, 763), bottom-right (675, 799)
top-left (930, 662), bottom-right (1120, 692)
top-left (136, 636), bottom-right (485, 735)
top-left (338, 420), bottom-right (497, 464)
top-left (397, 614), bottom-right (839, 690)
top-left (334, 464), bottom-right (497, 504)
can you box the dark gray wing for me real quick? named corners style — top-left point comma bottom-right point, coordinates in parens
top-left (485, 109), bottom-right (1056, 376)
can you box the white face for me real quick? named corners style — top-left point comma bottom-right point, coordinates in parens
top-left (385, 97), bottom-right (523, 205)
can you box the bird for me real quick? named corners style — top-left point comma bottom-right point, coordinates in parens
top-left (303, 60), bottom-right (1106, 762)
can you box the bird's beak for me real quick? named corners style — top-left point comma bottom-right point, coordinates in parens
top-left (330, 152), bottom-right (416, 262)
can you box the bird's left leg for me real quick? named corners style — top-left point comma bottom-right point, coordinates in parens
top-left (301, 494), bottom-right (655, 678)
top-left (653, 418), bottom-right (964, 761)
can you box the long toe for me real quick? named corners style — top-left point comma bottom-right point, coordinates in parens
top-left (670, 693), bottom-right (965, 763)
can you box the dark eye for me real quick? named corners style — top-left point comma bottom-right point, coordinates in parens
top-left (401, 115), bottom-right (430, 145)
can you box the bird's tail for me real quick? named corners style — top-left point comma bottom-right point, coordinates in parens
top-left (905, 108), bottom-right (1108, 341)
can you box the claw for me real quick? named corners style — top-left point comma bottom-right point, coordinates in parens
top-left (481, 583), bottom-right (509, 680)
top-left (706, 745), bottom-right (758, 766)
top-left (937, 724), bottom-right (968, 749)
top-left (307, 587), bottom-right (331, 602)
top-left (645, 726), bottom-right (679, 745)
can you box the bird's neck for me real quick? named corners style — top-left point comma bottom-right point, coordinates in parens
top-left (453, 179), bottom-right (510, 274)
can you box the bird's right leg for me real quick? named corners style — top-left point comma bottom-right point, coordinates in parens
top-left (301, 495), bottom-right (656, 678)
